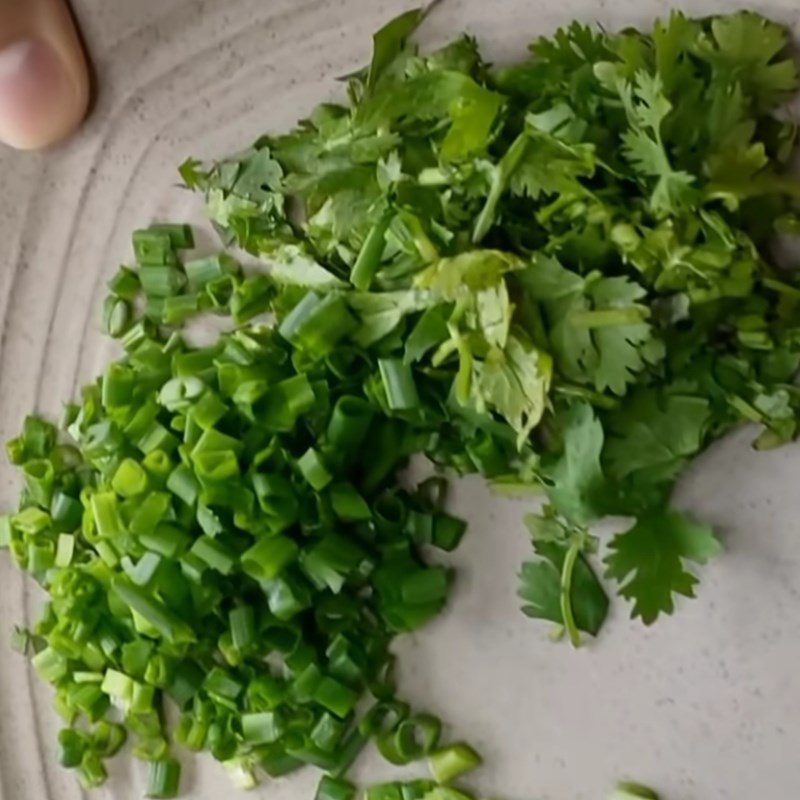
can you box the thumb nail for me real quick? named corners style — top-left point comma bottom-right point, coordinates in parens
top-left (0, 37), bottom-right (85, 150)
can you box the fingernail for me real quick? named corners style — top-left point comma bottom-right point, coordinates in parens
top-left (0, 37), bottom-right (81, 150)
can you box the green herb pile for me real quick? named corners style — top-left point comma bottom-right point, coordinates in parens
top-left (2, 7), bottom-right (799, 799)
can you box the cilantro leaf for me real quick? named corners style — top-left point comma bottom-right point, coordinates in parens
top-left (183, 146), bottom-right (294, 254)
top-left (440, 83), bottom-right (505, 162)
top-left (357, 70), bottom-right (504, 152)
top-left (415, 250), bottom-right (523, 297)
top-left (519, 546), bottom-right (608, 636)
top-left (542, 402), bottom-right (606, 525)
top-left (474, 333), bottom-right (552, 446)
top-left (519, 511), bottom-right (609, 638)
top-left (405, 305), bottom-right (451, 364)
top-left (595, 65), bottom-right (696, 214)
top-left (652, 11), bottom-right (701, 94)
top-left (604, 509), bottom-right (722, 624)
top-left (269, 245), bottom-right (346, 289)
top-left (696, 12), bottom-right (799, 109)
top-left (586, 277), bottom-right (665, 395)
top-left (416, 250), bottom-right (522, 349)
top-left (530, 21), bottom-right (613, 74)
top-left (603, 390), bottom-right (710, 484)
top-left (522, 255), bottom-right (663, 394)
top-left (366, 7), bottom-right (425, 92)
top-left (508, 122), bottom-right (597, 201)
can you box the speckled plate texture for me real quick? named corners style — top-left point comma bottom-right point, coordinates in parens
top-left (1, 1), bottom-right (799, 798)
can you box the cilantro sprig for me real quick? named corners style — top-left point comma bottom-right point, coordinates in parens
top-left (184, 8), bottom-right (800, 637)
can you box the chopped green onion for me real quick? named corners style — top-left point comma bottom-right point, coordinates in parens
top-left (259, 746), bottom-right (304, 777)
top-left (205, 274), bottom-right (237, 310)
top-left (433, 514), bottom-right (467, 551)
top-left (166, 463), bottom-right (200, 506)
top-left (107, 266), bottom-right (141, 299)
top-left (23, 458), bottom-right (55, 506)
top-left (310, 712), bottom-right (347, 753)
top-left (103, 296), bottom-right (132, 337)
top-left (393, 713), bottom-right (441, 762)
top-left (90, 491), bottom-right (125, 539)
top-left (229, 605), bottom-right (255, 651)
top-left (326, 396), bottom-right (374, 450)
top-left (132, 229), bottom-right (176, 266)
top-left (242, 535), bottom-right (299, 580)
top-left (330, 483), bottom-right (371, 521)
top-left (373, 492), bottom-right (407, 535)
top-left (184, 254), bottom-right (239, 291)
top-left (55, 534), bottom-right (75, 567)
top-left (365, 783), bottom-right (403, 800)
top-left (164, 293), bottom-right (202, 325)
top-left (279, 292), bottom-right (358, 358)
top-left (146, 758), bottom-right (182, 798)
top-left (78, 752), bottom-right (108, 789)
top-left (610, 783), bottom-right (660, 800)
top-left (351, 211), bottom-right (393, 291)
top-left (252, 473), bottom-right (299, 531)
top-left (298, 448), bottom-right (333, 490)
top-left (241, 711), bottom-right (285, 744)
top-left (378, 359), bottom-right (420, 411)
top-left (313, 675), bottom-right (359, 718)
top-left (190, 535), bottom-right (237, 575)
top-left (315, 775), bottom-right (356, 800)
top-left (428, 743), bottom-right (482, 784)
top-left (111, 579), bottom-right (194, 643)
top-left (57, 728), bottom-right (87, 768)
top-left (33, 647), bottom-right (69, 682)
top-left (112, 458), bottom-right (149, 497)
top-left (149, 223), bottom-right (194, 249)
top-left (140, 265), bottom-right (185, 298)
top-left (231, 274), bottom-right (274, 323)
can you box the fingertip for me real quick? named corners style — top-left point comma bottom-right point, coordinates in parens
top-left (0, 0), bottom-right (90, 150)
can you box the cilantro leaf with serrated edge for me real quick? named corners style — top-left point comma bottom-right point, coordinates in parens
top-left (605, 509), bottom-right (721, 624)
top-left (542, 402), bottom-right (606, 525)
top-left (474, 333), bottom-right (552, 447)
top-left (505, 106), bottom-right (598, 202)
top-left (585, 277), bottom-right (665, 395)
top-left (603, 389), bottom-right (710, 483)
top-left (696, 12), bottom-right (799, 109)
top-left (180, 146), bottom-right (294, 254)
top-left (521, 255), bottom-right (663, 394)
top-left (595, 64), bottom-right (696, 214)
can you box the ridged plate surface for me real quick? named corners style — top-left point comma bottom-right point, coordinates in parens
top-left (1, 1), bottom-right (799, 798)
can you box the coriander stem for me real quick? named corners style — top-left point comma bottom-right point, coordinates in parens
top-left (560, 536), bottom-right (582, 648)
top-left (553, 384), bottom-right (619, 410)
top-left (473, 133), bottom-right (529, 244)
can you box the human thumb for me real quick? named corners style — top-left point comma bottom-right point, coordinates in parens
top-left (0, 0), bottom-right (89, 150)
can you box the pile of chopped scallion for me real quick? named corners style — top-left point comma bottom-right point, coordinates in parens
top-left (4, 6), bottom-right (800, 799)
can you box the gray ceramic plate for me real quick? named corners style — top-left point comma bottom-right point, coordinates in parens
top-left (1, 1), bottom-right (799, 798)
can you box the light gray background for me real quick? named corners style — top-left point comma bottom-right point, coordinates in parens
top-left (1, 1), bottom-right (799, 798)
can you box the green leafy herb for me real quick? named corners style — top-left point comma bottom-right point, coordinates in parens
top-left (605, 509), bottom-right (722, 624)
